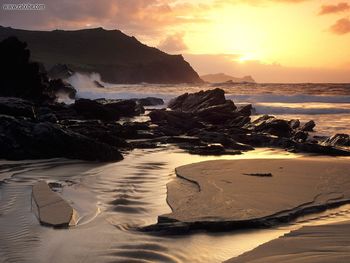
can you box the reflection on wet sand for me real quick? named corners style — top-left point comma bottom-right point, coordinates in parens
top-left (0, 148), bottom-right (350, 262)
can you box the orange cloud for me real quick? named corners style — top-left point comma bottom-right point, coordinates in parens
top-left (319, 2), bottom-right (350, 15)
top-left (330, 18), bottom-right (350, 34)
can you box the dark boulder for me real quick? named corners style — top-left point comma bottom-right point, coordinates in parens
top-left (74, 99), bottom-right (119, 121)
top-left (47, 64), bottom-right (74, 80)
top-left (132, 97), bottom-right (164, 106)
top-left (49, 79), bottom-right (77, 99)
top-left (195, 100), bottom-right (238, 124)
top-left (237, 104), bottom-right (253, 117)
top-left (301, 120), bottom-right (316, 132)
top-left (293, 130), bottom-right (308, 142)
top-left (288, 119), bottom-right (300, 129)
top-left (168, 88), bottom-right (233, 113)
top-left (251, 115), bottom-right (293, 138)
top-left (0, 97), bottom-right (35, 118)
top-left (63, 120), bottom-right (128, 148)
top-left (95, 99), bottom-right (145, 117)
top-left (293, 142), bottom-right (350, 156)
top-left (323, 134), bottom-right (350, 147)
top-left (149, 109), bottom-right (203, 132)
top-left (0, 115), bottom-right (123, 161)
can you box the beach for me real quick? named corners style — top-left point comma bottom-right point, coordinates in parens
top-left (0, 83), bottom-right (350, 262)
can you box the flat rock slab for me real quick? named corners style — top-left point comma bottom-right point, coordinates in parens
top-left (226, 220), bottom-right (350, 263)
top-left (158, 158), bottom-right (350, 231)
top-left (32, 181), bottom-right (73, 227)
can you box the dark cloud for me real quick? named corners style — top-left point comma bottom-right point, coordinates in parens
top-left (0, 0), bottom-right (210, 36)
top-left (319, 2), bottom-right (350, 15)
top-left (158, 33), bottom-right (187, 53)
top-left (330, 18), bottom-right (350, 34)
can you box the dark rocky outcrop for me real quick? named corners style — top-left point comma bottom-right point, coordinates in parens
top-left (168, 88), bottom-right (231, 113)
top-left (0, 97), bottom-right (35, 118)
top-left (95, 99), bottom-right (144, 117)
top-left (323, 134), bottom-right (350, 147)
top-left (73, 98), bottom-right (144, 121)
top-left (131, 97), bottom-right (164, 106)
top-left (0, 37), bottom-right (77, 102)
top-left (147, 89), bottom-right (350, 157)
top-left (288, 119), bottom-right (300, 129)
top-left (0, 26), bottom-right (202, 84)
top-left (301, 120), bottom-right (316, 132)
top-left (0, 115), bottom-right (123, 161)
top-left (249, 115), bottom-right (293, 138)
top-left (149, 109), bottom-right (203, 132)
top-left (0, 37), bottom-right (52, 102)
top-left (47, 64), bottom-right (74, 80)
top-left (49, 79), bottom-right (76, 99)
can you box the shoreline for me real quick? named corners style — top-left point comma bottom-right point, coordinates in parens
top-left (1, 148), bottom-right (350, 262)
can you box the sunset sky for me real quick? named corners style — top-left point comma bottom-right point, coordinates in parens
top-left (1, 0), bottom-right (350, 82)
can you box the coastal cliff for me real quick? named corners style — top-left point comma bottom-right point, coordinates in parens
top-left (0, 26), bottom-right (202, 84)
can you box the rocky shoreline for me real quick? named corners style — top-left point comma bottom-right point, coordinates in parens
top-left (2, 87), bottom-right (350, 162)
top-left (1, 37), bottom-right (350, 161)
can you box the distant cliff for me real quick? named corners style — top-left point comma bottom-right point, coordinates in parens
top-left (201, 73), bottom-right (255, 83)
top-left (0, 26), bottom-right (202, 84)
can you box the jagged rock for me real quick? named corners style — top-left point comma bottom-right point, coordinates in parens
top-left (237, 104), bottom-right (252, 117)
top-left (293, 142), bottom-right (350, 156)
top-left (226, 116), bottom-right (251, 127)
top-left (47, 103), bottom-right (80, 120)
top-left (186, 143), bottom-right (227, 155)
top-left (74, 99), bottom-right (119, 121)
top-left (293, 130), bottom-right (308, 142)
top-left (252, 116), bottom-right (292, 138)
top-left (323, 134), bottom-right (350, 147)
top-left (168, 88), bottom-right (233, 113)
top-left (38, 113), bottom-right (58, 123)
top-left (73, 98), bottom-right (144, 121)
top-left (47, 64), bottom-right (74, 79)
top-left (132, 97), bottom-right (164, 106)
top-left (95, 99), bottom-right (145, 117)
top-left (63, 120), bottom-right (128, 148)
top-left (0, 115), bottom-right (123, 161)
top-left (49, 79), bottom-right (77, 99)
top-left (149, 109), bottom-right (203, 131)
top-left (195, 131), bottom-right (253, 151)
top-left (0, 97), bottom-right (35, 118)
top-left (288, 119), bottom-right (300, 129)
top-left (301, 120), bottom-right (316, 132)
top-left (195, 100), bottom-right (239, 124)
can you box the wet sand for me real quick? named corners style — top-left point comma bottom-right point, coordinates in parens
top-left (0, 148), bottom-right (301, 263)
top-left (159, 158), bottom-right (350, 231)
top-left (1, 149), bottom-right (350, 262)
top-left (226, 220), bottom-right (350, 263)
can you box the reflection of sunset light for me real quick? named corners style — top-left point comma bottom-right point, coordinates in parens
top-left (237, 54), bottom-right (256, 63)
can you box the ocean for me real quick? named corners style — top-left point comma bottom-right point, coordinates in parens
top-left (67, 76), bottom-right (350, 137)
